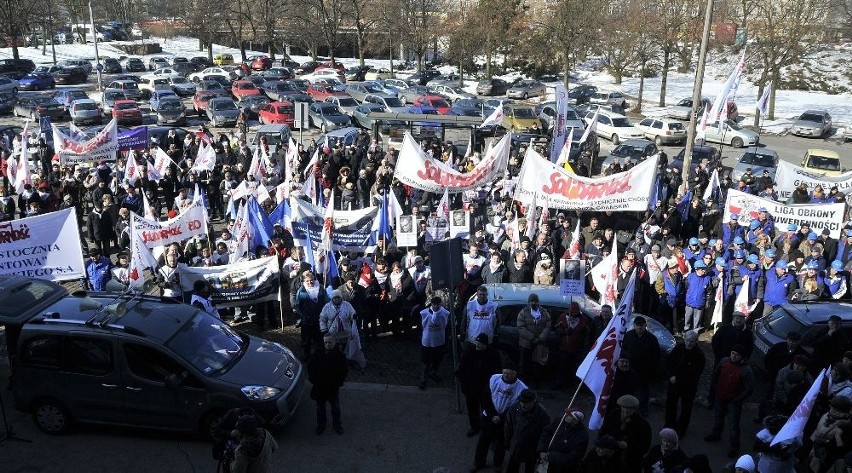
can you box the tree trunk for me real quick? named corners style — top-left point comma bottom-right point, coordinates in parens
top-left (562, 58), bottom-right (571, 89)
top-left (207, 31), bottom-right (213, 60)
top-left (659, 49), bottom-right (670, 107)
top-left (637, 64), bottom-right (645, 112)
top-left (198, 36), bottom-right (203, 51)
top-left (768, 71), bottom-right (779, 120)
top-left (486, 51), bottom-right (492, 78)
top-left (357, 32), bottom-right (365, 66)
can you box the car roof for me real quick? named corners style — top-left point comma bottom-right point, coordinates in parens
top-left (806, 149), bottom-right (840, 158)
top-left (742, 147), bottom-right (777, 156)
top-left (785, 301), bottom-right (852, 325)
top-left (619, 139), bottom-right (653, 147)
top-left (479, 283), bottom-right (597, 312)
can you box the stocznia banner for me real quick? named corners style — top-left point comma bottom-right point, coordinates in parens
top-left (515, 147), bottom-right (658, 211)
top-left (53, 118), bottom-right (119, 164)
top-left (290, 198), bottom-right (379, 250)
top-left (0, 208), bottom-right (85, 281)
top-left (179, 256), bottom-right (280, 308)
top-left (393, 132), bottom-right (510, 193)
top-left (723, 189), bottom-right (845, 238)
top-left (774, 160), bottom-right (852, 200)
top-left (131, 196), bottom-right (209, 248)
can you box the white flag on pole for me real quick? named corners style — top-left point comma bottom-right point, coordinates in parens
top-left (756, 84), bottom-right (772, 118)
top-left (770, 368), bottom-right (827, 446)
top-left (579, 109), bottom-right (598, 144)
top-left (703, 168), bottom-right (721, 202)
top-left (480, 104), bottom-right (504, 129)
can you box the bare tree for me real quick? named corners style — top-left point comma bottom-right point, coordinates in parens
top-left (749, 0), bottom-right (831, 120)
top-left (348, 0), bottom-right (380, 66)
top-left (649, 0), bottom-right (698, 106)
top-left (0, 0), bottom-right (44, 59)
top-left (528, 0), bottom-right (603, 88)
top-left (465, 0), bottom-right (525, 77)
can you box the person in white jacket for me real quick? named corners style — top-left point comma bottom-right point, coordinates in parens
top-left (419, 296), bottom-right (449, 390)
top-left (320, 290), bottom-right (356, 350)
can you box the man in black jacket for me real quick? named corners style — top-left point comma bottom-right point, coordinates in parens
top-left (621, 316), bottom-right (660, 417)
top-left (504, 389), bottom-right (550, 473)
top-left (457, 333), bottom-right (502, 437)
top-left (308, 335), bottom-right (348, 435)
top-left (600, 395), bottom-right (652, 473)
top-left (664, 331), bottom-right (705, 436)
top-left (538, 408), bottom-right (589, 472)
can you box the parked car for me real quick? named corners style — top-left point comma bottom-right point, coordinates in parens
top-left (137, 76), bottom-right (172, 99)
top-left (69, 99), bottom-right (102, 125)
top-left (0, 76), bottom-right (19, 94)
top-left (751, 301), bottom-right (852, 371)
top-left (791, 110), bottom-right (832, 138)
top-left (147, 57), bottom-right (170, 71)
top-left (567, 85), bottom-right (598, 105)
top-left (32, 65), bottom-right (62, 75)
top-left (428, 84), bottom-right (475, 103)
top-left (231, 80), bottom-right (262, 100)
top-left (452, 98), bottom-right (487, 117)
top-left (53, 90), bottom-right (90, 110)
top-left (398, 85), bottom-right (431, 105)
top-left (206, 97), bottom-right (240, 127)
top-left (56, 59), bottom-right (92, 75)
top-left (0, 92), bottom-right (17, 115)
top-left (308, 102), bottom-right (351, 132)
top-left (149, 89), bottom-right (179, 112)
top-left (213, 53), bottom-right (235, 66)
top-left (843, 122), bottom-right (852, 142)
top-left (731, 147), bottom-right (779, 182)
top-left (346, 82), bottom-right (385, 103)
top-left (249, 55), bottom-right (273, 71)
top-left (124, 58), bottom-right (146, 72)
top-left (364, 93), bottom-right (408, 113)
top-left (324, 95), bottom-right (359, 116)
top-left (260, 68), bottom-right (292, 81)
top-left (702, 120), bottom-right (759, 148)
top-left (146, 68), bottom-right (184, 80)
top-left (302, 69), bottom-right (345, 84)
top-left (156, 97), bottom-right (187, 125)
top-left (171, 56), bottom-right (189, 66)
top-left (411, 95), bottom-right (451, 114)
top-left (501, 104), bottom-right (539, 132)
top-left (0, 58), bottom-right (36, 76)
top-left (294, 61), bottom-right (320, 75)
top-left (0, 275), bottom-right (305, 436)
top-left (478, 283), bottom-right (676, 361)
top-left (106, 80), bottom-right (142, 100)
top-left (193, 91), bottom-right (216, 116)
top-left (236, 95), bottom-right (270, 120)
top-left (14, 96), bottom-right (65, 120)
top-left (583, 110), bottom-right (644, 144)
top-left (507, 79), bottom-right (547, 100)
top-left (535, 101), bottom-right (585, 132)
top-left (17, 73), bottom-right (55, 91)
top-left (102, 57), bottom-right (122, 73)
top-left (476, 78), bottom-right (509, 96)
top-left (258, 101), bottom-right (295, 126)
top-left (100, 89), bottom-right (127, 116)
top-left (307, 83), bottom-right (347, 101)
top-left (53, 67), bottom-right (88, 85)
top-left (406, 69), bottom-right (441, 86)
top-left (670, 145), bottom-right (722, 175)
top-left (196, 80), bottom-right (229, 97)
top-left (188, 67), bottom-right (238, 83)
top-left (635, 117), bottom-right (687, 145)
top-left (801, 149), bottom-right (844, 177)
top-left (112, 99), bottom-right (143, 125)
top-left (168, 76), bottom-right (196, 96)
top-left (364, 67), bottom-right (394, 81)
top-left (190, 56), bottom-right (214, 69)
top-left (589, 91), bottom-right (628, 111)
top-left (344, 65), bottom-right (370, 82)
top-left (351, 103), bottom-right (386, 129)
top-left (599, 139), bottom-right (658, 175)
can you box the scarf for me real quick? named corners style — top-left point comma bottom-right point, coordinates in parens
top-left (530, 307), bottom-right (541, 320)
top-left (303, 283), bottom-right (320, 301)
top-left (489, 261), bottom-right (502, 273)
top-left (389, 271), bottom-right (403, 289)
top-left (375, 270), bottom-right (388, 284)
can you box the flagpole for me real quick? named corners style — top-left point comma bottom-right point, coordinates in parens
top-left (566, 375), bottom-right (585, 409)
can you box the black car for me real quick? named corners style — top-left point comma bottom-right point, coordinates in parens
top-left (125, 58), bottom-right (146, 72)
top-left (407, 69), bottom-right (441, 86)
top-left (13, 96), bottom-right (66, 120)
top-left (279, 54), bottom-right (300, 69)
top-left (53, 67), bottom-right (88, 85)
top-left (190, 56), bottom-right (214, 69)
top-left (345, 65), bottom-right (370, 82)
top-left (0, 93), bottom-right (17, 115)
top-left (237, 95), bottom-right (271, 120)
top-left (295, 61), bottom-right (320, 75)
top-left (172, 63), bottom-right (198, 76)
top-left (567, 85), bottom-right (598, 105)
top-left (0, 58), bottom-right (35, 77)
top-left (102, 58), bottom-right (122, 73)
top-left (670, 144), bottom-right (722, 176)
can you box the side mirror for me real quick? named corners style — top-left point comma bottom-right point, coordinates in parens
top-left (165, 373), bottom-right (182, 389)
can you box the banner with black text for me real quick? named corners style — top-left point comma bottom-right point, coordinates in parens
top-left (0, 208), bottom-right (86, 281)
top-left (179, 256), bottom-right (281, 308)
top-left (290, 198), bottom-right (379, 251)
top-left (723, 189), bottom-right (845, 238)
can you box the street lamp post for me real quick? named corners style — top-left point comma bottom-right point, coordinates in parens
top-left (88, 0), bottom-right (102, 91)
top-left (680, 0), bottom-right (715, 196)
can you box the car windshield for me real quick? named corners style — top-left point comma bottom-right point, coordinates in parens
top-left (166, 312), bottom-right (246, 375)
top-left (762, 308), bottom-right (806, 339)
top-left (121, 82), bottom-right (138, 89)
top-left (75, 102), bottom-right (97, 111)
top-left (213, 101), bottom-right (237, 111)
top-left (277, 105), bottom-right (294, 114)
top-left (807, 155), bottom-right (841, 171)
top-left (160, 100), bottom-right (183, 110)
top-left (611, 145), bottom-right (643, 158)
top-left (612, 117), bottom-right (632, 127)
top-left (322, 106), bottom-right (342, 116)
top-left (512, 108), bottom-right (536, 118)
top-left (34, 97), bottom-right (57, 105)
top-left (337, 98), bottom-right (358, 107)
top-left (384, 97), bottom-right (403, 108)
top-left (171, 77), bottom-right (189, 84)
top-left (104, 91), bottom-right (123, 100)
top-left (799, 113), bottom-right (824, 123)
top-left (741, 152), bottom-right (775, 167)
top-left (115, 103), bottom-right (136, 110)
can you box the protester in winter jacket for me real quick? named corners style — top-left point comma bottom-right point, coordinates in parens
top-left (664, 331), bottom-right (705, 436)
top-left (705, 344), bottom-right (755, 459)
top-left (85, 248), bottom-right (113, 291)
top-left (456, 333), bottom-right (502, 437)
top-left (621, 316), bottom-right (660, 417)
top-left (763, 260), bottom-right (796, 316)
top-left (229, 415), bottom-right (278, 473)
top-left (471, 362), bottom-right (528, 472)
top-left (654, 258), bottom-right (684, 332)
top-left (295, 271), bottom-right (330, 360)
top-left (554, 302), bottom-right (589, 389)
top-left (538, 408), bottom-right (589, 472)
top-left (503, 389), bottom-right (550, 473)
top-left (600, 395), bottom-right (652, 473)
top-left (516, 293), bottom-right (551, 385)
top-left (683, 261), bottom-right (712, 332)
top-left (643, 428), bottom-right (688, 473)
top-left (308, 335), bottom-right (348, 435)
top-left (752, 415), bottom-right (799, 473)
top-left (578, 435), bottom-right (626, 473)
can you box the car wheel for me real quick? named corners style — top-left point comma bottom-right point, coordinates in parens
top-left (731, 137), bottom-right (744, 148)
top-left (32, 398), bottom-right (72, 435)
top-left (654, 135), bottom-right (663, 146)
top-left (11, 87), bottom-right (16, 94)
top-left (522, 92), bottom-right (528, 100)
top-left (199, 409), bottom-right (227, 440)
top-left (321, 123), bottom-right (327, 133)
top-left (611, 133), bottom-right (620, 145)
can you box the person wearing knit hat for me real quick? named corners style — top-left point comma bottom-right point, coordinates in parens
top-left (600, 393), bottom-right (652, 473)
top-left (664, 327), bottom-right (705, 437)
top-left (734, 454), bottom-right (756, 472)
top-left (295, 271), bottom-right (330, 360)
top-left (229, 414), bottom-right (278, 472)
top-left (578, 435), bottom-right (626, 472)
top-left (319, 288), bottom-right (356, 350)
top-left (538, 407), bottom-right (589, 471)
top-left (643, 428), bottom-right (687, 473)
top-left (705, 342), bottom-right (755, 459)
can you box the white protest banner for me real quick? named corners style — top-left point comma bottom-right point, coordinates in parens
top-left (0, 208), bottom-right (85, 281)
top-left (179, 256), bottom-right (281, 308)
top-left (560, 259), bottom-right (586, 296)
top-left (131, 197), bottom-right (209, 249)
top-left (449, 209), bottom-right (471, 239)
top-left (396, 215), bottom-right (418, 247)
top-left (394, 132), bottom-right (510, 193)
top-left (774, 160), bottom-right (852, 200)
top-left (723, 189), bottom-right (845, 238)
top-left (53, 118), bottom-right (119, 165)
top-left (515, 147), bottom-right (658, 211)
top-left (290, 198), bottom-right (379, 251)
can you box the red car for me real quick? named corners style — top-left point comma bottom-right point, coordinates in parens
top-left (316, 61), bottom-right (345, 73)
top-left (193, 91), bottom-right (216, 116)
top-left (258, 101), bottom-right (295, 126)
top-left (412, 95), bottom-right (451, 114)
top-left (112, 100), bottom-right (143, 126)
top-left (250, 56), bottom-right (273, 71)
top-left (307, 83), bottom-right (347, 100)
top-left (231, 80), bottom-right (262, 100)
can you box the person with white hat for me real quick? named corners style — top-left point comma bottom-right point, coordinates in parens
top-left (537, 407), bottom-right (589, 472)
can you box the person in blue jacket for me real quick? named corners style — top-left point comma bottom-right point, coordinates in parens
top-left (684, 261), bottom-right (712, 332)
top-left (762, 259), bottom-right (796, 317)
top-left (836, 230), bottom-right (852, 268)
top-left (721, 213), bottom-right (745, 248)
top-left (85, 247), bottom-right (114, 291)
top-left (683, 238), bottom-right (705, 267)
top-left (824, 260), bottom-right (848, 300)
top-left (804, 243), bottom-right (827, 272)
top-left (755, 207), bottom-right (775, 239)
top-left (742, 254), bottom-right (766, 318)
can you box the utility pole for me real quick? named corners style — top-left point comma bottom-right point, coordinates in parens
top-left (89, 0), bottom-right (103, 91)
top-left (680, 0), bottom-right (714, 196)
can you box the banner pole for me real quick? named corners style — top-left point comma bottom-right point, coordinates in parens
top-left (278, 267), bottom-right (286, 332)
top-left (566, 379), bottom-right (584, 409)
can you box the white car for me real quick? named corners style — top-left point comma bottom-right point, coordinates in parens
top-left (145, 68), bottom-right (183, 80)
top-left (583, 110), bottom-right (644, 144)
top-left (301, 68), bottom-right (345, 83)
top-left (702, 120), bottom-right (759, 148)
top-left (428, 84), bottom-right (475, 102)
top-left (0, 77), bottom-right (19, 94)
top-left (188, 67), bottom-right (238, 83)
top-left (635, 117), bottom-right (687, 145)
top-left (364, 67), bottom-right (394, 80)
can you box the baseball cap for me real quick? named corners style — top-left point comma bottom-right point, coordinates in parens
top-left (765, 249), bottom-right (776, 258)
top-left (747, 254), bottom-right (759, 265)
top-left (787, 224), bottom-right (797, 231)
top-left (694, 261), bottom-right (707, 269)
top-left (832, 260), bottom-right (843, 271)
top-left (715, 257), bottom-right (727, 267)
top-left (689, 237), bottom-right (699, 246)
top-left (730, 213), bottom-right (739, 220)
top-left (733, 236), bottom-right (745, 245)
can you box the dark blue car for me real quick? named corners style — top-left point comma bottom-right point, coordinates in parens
top-left (18, 73), bottom-right (55, 91)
